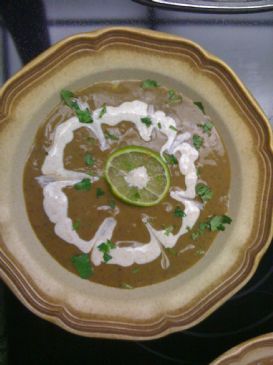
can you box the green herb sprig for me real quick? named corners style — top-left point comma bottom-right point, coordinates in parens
top-left (163, 152), bottom-right (178, 165)
top-left (74, 178), bottom-right (92, 191)
top-left (60, 89), bottom-right (93, 123)
top-left (192, 134), bottom-right (204, 150)
top-left (84, 153), bottom-right (95, 167)
top-left (99, 103), bottom-right (107, 118)
top-left (98, 239), bottom-right (116, 263)
top-left (141, 117), bottom-right (152, 127)
top-left (196, 183), bottom-right (213, 203)
top-left (174, 206), bottom-right (186, 218)
top-left (194, 101), bottom-right (205, 114)
top-left (191, 215), bottom-right (232, 240)
top-left (71, 253), bottom-right (93, 279)
top-left (167, 89), bottom-right (183, 105)
top-left (198, 122), bottom-right (214, 136)
top-left (141, 79), bottom-right (159, 89)
top-left (96, 187), bottom-right (105, 198)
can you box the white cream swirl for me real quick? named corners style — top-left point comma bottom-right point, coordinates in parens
top-left (40, 100), bottom-right (200, 268)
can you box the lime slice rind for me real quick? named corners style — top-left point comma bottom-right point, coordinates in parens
top-left (105, 146), bottom-right (171, 207)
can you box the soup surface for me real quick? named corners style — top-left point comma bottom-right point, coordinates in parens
top-left (24, 80), bottom-right (231, 288)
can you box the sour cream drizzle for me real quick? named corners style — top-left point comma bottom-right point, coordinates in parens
top-left (40, 100), bottom-right (200, 268)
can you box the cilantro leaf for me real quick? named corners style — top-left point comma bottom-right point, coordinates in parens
top-left (96, 187), bottom-right (105, 198)
top-left (121, 282), bottom-right (134, 289)
top-left (60, 89), bottom-right (93, 123)
top-left (75, 108), bottom-right (93, 124)
top-left (194, 101), bottom-right (205, 114)
top-left (99, 103), bottom-right (107, 118)
top-left (103, 252), bottom-right (112, 263)
top-left (60, 89), bottom-right (75, 108)
top-left (74, 178), bottom-right (92, 191)
top-left (208, 215), bottom-right (232, 232)
top-left (198, 122), bottom-right (214, 136)
top-left (191, 215), bottom-right (232, 240)
top-left (157, 122), bottom-right (162, 129)
top-left (71, 253), bottom-right (93, 279)
top-left (132, 267), bottom-right (140, 274)
top-left (191, 222), bottom-right (209, 240)
top-left (105, 130), bottom-right (119, 141)
top-left (164, 225), bottom-right (174, 236)
top-left (167, 89), bottom-right (183, 105)
top-left (192, 134), bottom-right (204, 150)
top-left (163, 152), bottom-right (178, 165)
top-left (98, 239), bottom-right (116, 263)
top-left (174, 206), bottom-right (186, 218)
top-left (84, 153), bottom-right (95, 166)
top-left (72, 219), bottom-right (80, 231)
top-left (196, 183), bottom-right (213, 203)
top-left (109, 199), bottom-right (116, 209)
top-left (141, 79), bottom-right (159, 89)
top-left (141, 117), bottom-right (152, 127)
top-left (195, 249), bottom-right (205, 256)
top-left (169, 125), bottom-right (178, 132)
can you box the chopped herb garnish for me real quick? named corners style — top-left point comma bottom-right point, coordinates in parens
top-left (195, 249), bottom-right (205, 256)
top-left (98, 239), bottom-right (116, 263)
top-left (109, 199), bottom-right (116, 209)
top-left (132, 267), bottom-right (140, 274)
top-left (60, 89), bottom-right (75, 108)
top-left (71, 253), bottom-right (93, 279)
top-left (165, 247), bottom-right (177, 256)
top-left (174, 206), bottom-right (186, 218)
top-left (96, 187), bottom-right (105, 198)
top-left (192, 134), bottom-right (204, 150)
top-left (191, 231), bottom-right (201, 241)
top-left (75, 108), bottom-right (93, 124)
top-left (99, 103), bottom-right (107, 118)
top-left (72, 219), bottom-right (80, 231)
top-left (208, 215), bottom-right (232, 232)
top-left (196, 183), bottom-right (213, 203)
top-left (60, 89), bottom-right (93, 123)
top-left (198, 121), bottom-right (214, 136)
top-left (164, 225), bottom-right (174, 236)
top-left (121, 282), bottom-right (134, 289)
top-left (163, 152), bottom-right (178, 165)
top-left (157, 122), bottom-right (162, 129)
top-left (141, 117), bottom-right (152, 127)
top-left (103, 252), bottom-right (112, 263)
top-left (194, 101), bottom-right (205, 114)
top-left (191, 215), bottom-right (232, 240)
top-left (141, 79), bottom-right (159, 89)
top-left (105, 130), bottom-right (119, 141)
top-left (196, 167), bottom-right (201, 177)
top-left (167, 89), bottom-right (183, 105)
top-left (169, 125), bottom-right (178, 132)
top-left (74, 178), bottom-right (92, 191)
top-left (84, 152), bottom-right (95, 166)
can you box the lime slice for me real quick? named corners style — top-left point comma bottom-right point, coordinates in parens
top-left (104, 146), bottom-right (171, 207)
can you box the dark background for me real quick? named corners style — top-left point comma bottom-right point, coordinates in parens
top-left (0, 1), bottom-right (273, 364)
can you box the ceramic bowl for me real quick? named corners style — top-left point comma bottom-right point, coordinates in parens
top-left (211, 333), bottom-right (273, 365)
top-left (0, 27), bottom-right (272, 340)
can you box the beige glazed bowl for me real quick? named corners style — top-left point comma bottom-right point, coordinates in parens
top-left (211, 333), bottom-right (273, 365)
top-left (0, 27), bottom-right (272, 340)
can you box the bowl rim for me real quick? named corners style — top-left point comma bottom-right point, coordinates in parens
top-left (210, 332), bottom-right (273, 365)
top-left (0, 26), bottom-right (272, 340)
